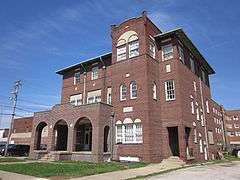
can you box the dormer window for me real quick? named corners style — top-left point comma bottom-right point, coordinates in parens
top-left (91, 66), bottom-right (98, 80)
top-left (162, 44), bottom-right (173, 61)
top-left (74, 72), bottom-right (80, 85)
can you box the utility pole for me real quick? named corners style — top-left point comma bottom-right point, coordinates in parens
top-left (4, 80), bottom-right (21, 156)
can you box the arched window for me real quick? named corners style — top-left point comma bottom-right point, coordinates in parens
top-left (120, 84), bottom-right (127, 101)
top-left (128, 35), bottom-right (139, 58)
top-left (130, 81), bottom-right (137, 99)
top-left (153, 82), bottom-right (157, 100)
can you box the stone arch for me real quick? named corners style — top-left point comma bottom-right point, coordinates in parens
top-left (53, 119), bottom-right (68, 151)
top-left (34, 121), bottom-right (48, 150)
top-left (73, 117), bottom-right (92, 151)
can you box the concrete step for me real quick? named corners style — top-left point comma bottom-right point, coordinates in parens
top-left (161, 156), bottom-right (186, 166)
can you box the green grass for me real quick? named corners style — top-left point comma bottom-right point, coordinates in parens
top-left (224, 154), bottom-right (240, 161)
top-left (0, 161), bottom-right (147, 178)
top-left (0, 157), bottom-right (25, 163)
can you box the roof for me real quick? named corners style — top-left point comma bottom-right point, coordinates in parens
top-left (56, 52), bottom-right (112, 75)
top-left (154, 28), bottom-right (215, 74)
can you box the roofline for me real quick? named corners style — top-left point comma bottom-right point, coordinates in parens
top-left (56, 52), bottom-right (112, 75)
top-left (154, 28), bottom-right (215, 74)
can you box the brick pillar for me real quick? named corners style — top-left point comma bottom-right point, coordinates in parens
top-left (48, 125), bottom-right (55, 151)
top-left (178, 125), bottom-right (187, 160)
top-left (67, 123), bottom-right (74, 152)
top-left (92, 120), bottom-right (104, 162)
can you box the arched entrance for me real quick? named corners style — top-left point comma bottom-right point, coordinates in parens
top-left (35, 122), bottom-right (47, 150)
top-left (74, 118), bottom-right (92, 151)
top-left (104, 126), bottom-right (110, 152)
top-left (53, 120), bottom-right (68, 151)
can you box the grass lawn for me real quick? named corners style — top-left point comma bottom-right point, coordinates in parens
top-left (0, 161), bottom-right (146, 178)
top-left (0, 157), bottom-right (26, 163)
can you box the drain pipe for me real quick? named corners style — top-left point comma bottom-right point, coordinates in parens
top-left (199, 77), bottom-right (209, 160)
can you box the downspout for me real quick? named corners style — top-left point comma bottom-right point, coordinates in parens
top-left (83, 72), bottom-right (86, 104)
top-left (199, 77), bottom-right (209, 160)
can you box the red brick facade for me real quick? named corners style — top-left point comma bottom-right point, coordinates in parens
top-left (29, 12), bottom-right (239, 162)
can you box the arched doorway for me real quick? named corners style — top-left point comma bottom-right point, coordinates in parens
top-left (74, 118), bottom-right (92, 151)
top-left (35, 122), bottom-right (47, 150)
top-left (53, 120), bottom-right (68, 151)
top-left (104, 126), bottom-right (110, 152)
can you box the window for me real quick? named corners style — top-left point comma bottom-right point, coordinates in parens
top-left (193, 81), bottom-right (197, 92)
top-left (193, 127), bottom-right (197, 143)
top-left (208, 131), bottom-right (214, 145)
top-left (129, 40), bottom-right (139, 58)
top-left (234, 124), bottom-right (240, 128)
top-left (165, 80), bottom-right (175, 101)
top-left (125, 124), bottom-right (134, 143)
top-left (87, 90), bottom-right (101, 104)
top-left (115, 118), bottom-right (143, 144)
top-left (116, 122), bottom-right (123, 144)
top-left (196, 107), bottom-right (200, 121)
top-left (153, 83), bottom-right (157, 100)
top-left (149, 41), bottom-right (156, 58)
top-left (199, 137), bottom-right (203, 153)
top-left (107, 87), bottom-right (112, 105)
top-left (74, 72), bottom-right (80, 85)
top-left (91, 66), bottom-right (98, 80)
top-left (190, 57), bottom-right (195, 73)
top-left (120, 84), bottom-right (127, 101)
top-left (226, 124), bottom-right (233, 129)
top-left (206, 101), bottom-right (209, 113)
top-left (162, 44), bottom-right (173, 61)
top-left (117, 45), bottom-right (127, 61)
top-left (130, 81), bottom-right (137, 99)
top-left (201, 69), bottom-right (206, 83)
top-left (236, 132), bottom-right (240, 136)
top-left (178, 46), bottom-right (185, 64)
top-left (70, 94), bottom-right (82, 106)
top-left (191, 101), bottom-right (195, 114)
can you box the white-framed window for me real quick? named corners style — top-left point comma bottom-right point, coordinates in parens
top-left (191, 101), bottom-right (195, 114)
top-left (234, 124), bottom-right (240, 128)
top-left (74, 72), bottom-right (80, 85)
top-left (130, 81), bottom-right (137, 99)
top-left (120, 84), bottom-right (127, 101)
top-left (190, 57), bottom-right (195, 73)
top-left (135, 123), bottom-right (143, 142)
top-left (235, 132), bottom-right (240, 136)
top-left (162, 44), bottom-right (173, 61)
top-left (107, 87), bottom-right (112, 105)
top-left (116, 123), bottom-right (123, 143)
top-left (165, 80), bottom-right (175, 101)
top-left (193, 81), bottom-right (197, 92)
top-left (226, 124), bottom-right (233, 129)
top-left (87, 89), bottom-right (101, 104)
top-left (149, 41), bottom-right (156, 58)
top-left (199, 137), bottom-right (203, 153)
top-left (206, 100), bottom-right (210, 113)
top-left (129, 40), bottom-right (139, 58)
top-left (178, 46), bottom-right (185, 64)
top-left (115, 119), bottom-right (143, 144)
top-left (208, 131), bottom-right (214, 145)
top-left (70, 94), bottom-right (82, 106)
top-left (117, 45), bottom-right (127, 61)
top-left (193, 127), bottom-right (197, 143)
top-left (153, 82), bottom-right (157, 100)
top-left (125, 124), bottom-right (134, 143)
top-left (233, 116), bottom-right (239, 120)
top-left (91, 66), bottom-right (98, 80)
top-left (196, 107), bottom-right (200, 121)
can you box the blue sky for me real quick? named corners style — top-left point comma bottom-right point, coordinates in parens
top-left (0, 0), bottom-right (239, 128)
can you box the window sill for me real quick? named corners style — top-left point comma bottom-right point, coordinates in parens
top-left (116, 142), bottom-right (143, 145)
top-left (166, 99), bottom-right (176, 102)
top-left (163, 57), bottom-right (173, 61)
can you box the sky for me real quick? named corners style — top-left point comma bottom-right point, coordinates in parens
top-left (0, 0), bottom-right (240, 128)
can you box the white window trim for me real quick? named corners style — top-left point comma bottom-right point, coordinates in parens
top-left (117, 45), bottom-right (127, 61)
top-left (129, 40), bottom-right (139, 58)
top-left (74, 72), bottom-right (80, 85)
top-left (149, 41), bottom-right (156, 59)
top-left (130, 81), bottom-right (137, 99)
top-left (162, 44), bottom-right (173, 61)
top-left (120, 84), bottom-right (127, 101)
top-left (153, 83), bottom-right (157, 100)
top-left (165, 80), bottom-right (176, 101)
top-left (178, 45), bottom-right (185, 64)
top-left (91, 66), bottom-right (99, 80)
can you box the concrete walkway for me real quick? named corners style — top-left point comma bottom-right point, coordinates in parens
top-left (0, 170), bottom-right (48, 180)
top-left (71, 158), bottom-right (186, 180)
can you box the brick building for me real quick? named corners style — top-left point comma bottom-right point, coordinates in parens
top-left (29, 12), bottom-right (238, 162)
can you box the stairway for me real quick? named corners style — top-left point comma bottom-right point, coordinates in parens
top-left (161, 156), bottom-right (186, 166)
top-left (39, 153), bottom-right (55, 161)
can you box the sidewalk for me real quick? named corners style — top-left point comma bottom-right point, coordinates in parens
top-left (0, 170), bottom-right (48, 180)
top-left (71, 158), bottom-right (186, 180)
